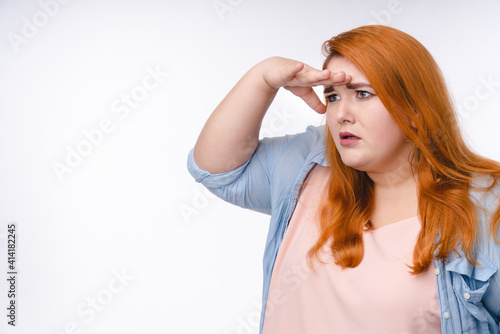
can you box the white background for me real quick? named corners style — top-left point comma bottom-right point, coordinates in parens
top-left (0, 0), bottom-right (499, 333)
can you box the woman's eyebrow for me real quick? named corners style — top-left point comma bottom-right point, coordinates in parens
top-left (323, 86), bottom-right (335, 95)
top-left (346, 82), bottom-right (372, 89)
top-left (324, 82), bottom-right (373, 95)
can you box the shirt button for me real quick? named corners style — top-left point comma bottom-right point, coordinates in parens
top-left (434, 268), bottom-right (440, 275)
top-left (443, 312), bottom-right (451, 319)
top-left (464, 292), bottom-right (471, 300)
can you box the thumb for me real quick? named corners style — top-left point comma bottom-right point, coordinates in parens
top-left (280, 62), bottom-right (304, 83)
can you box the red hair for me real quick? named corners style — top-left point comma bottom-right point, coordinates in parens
top-left (306, 25), bottom-right (500, 274)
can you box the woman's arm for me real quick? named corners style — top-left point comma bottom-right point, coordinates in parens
top-left (193, 56), bottom-right (351, 174)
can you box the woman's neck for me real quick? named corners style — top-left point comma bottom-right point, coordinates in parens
top-left (368, 162), bottom-right (419, 229)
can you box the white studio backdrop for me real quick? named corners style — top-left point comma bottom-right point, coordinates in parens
top-left (0, 0), bottom-right (499, 333)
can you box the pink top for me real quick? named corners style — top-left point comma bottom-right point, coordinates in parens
top-left (262, 166), bottom-right (442, 334)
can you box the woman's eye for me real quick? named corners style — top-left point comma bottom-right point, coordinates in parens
top-left (326, 94), bottom-right (339, 103)
top-left (356, 90), bottom-right (372, 99)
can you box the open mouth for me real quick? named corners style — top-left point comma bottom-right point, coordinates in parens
top-left (339, 132), bottom-right (361, 140)
top-left (339, 131), bottom-right (361, 146)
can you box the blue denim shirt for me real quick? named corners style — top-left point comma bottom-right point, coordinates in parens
top-left (187, 125), bottom-right (500, 334)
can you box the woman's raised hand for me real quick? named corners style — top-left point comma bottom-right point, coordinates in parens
top-left (193, 56), bottom-right (351, 173)
top-left (261, 57), bottom-right (352, 114)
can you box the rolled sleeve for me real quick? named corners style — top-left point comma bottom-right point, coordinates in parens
top-left (186, 125), bottom-right (325, 216)
top-left (186, 147), bottom-right (253, 188)
top-left (186, 136), bottom-right (287, 215)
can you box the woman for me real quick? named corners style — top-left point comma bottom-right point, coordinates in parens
top-left (187, 25), bottom-right (500, 333)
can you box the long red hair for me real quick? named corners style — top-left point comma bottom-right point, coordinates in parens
top-left (306, 25), bottom-right (500, 274)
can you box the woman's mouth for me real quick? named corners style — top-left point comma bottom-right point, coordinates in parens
top-left (339, 131), bottom-right (361, 146)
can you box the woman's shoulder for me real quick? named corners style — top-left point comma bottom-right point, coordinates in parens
top-left (469, 174), bottom-right (500, 212)
top-left (467, 175), bottom-right (500, 252)
top-left (263, 125), bottom-right (327, 202)
top-left (272, 124), bottom-right (325, 151)
top-left (262, 124), bottom-right (326, 174)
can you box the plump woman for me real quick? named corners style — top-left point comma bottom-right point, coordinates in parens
top-left (187, 25), bottom-right (500, 333)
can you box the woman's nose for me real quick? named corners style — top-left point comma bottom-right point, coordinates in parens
top-left (333, 100), bottom-right (355, 124)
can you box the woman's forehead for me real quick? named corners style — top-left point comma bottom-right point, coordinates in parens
top-left (326, 56), bottom-right (369, 83)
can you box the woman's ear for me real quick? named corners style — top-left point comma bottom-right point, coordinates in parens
top-left (410, 112), bottom-right (420, 129)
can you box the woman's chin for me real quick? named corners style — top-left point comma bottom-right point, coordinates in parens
top-left (340, 159), bottom-right (368, 171)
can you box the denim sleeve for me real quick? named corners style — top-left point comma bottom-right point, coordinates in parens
top-left (186, 134), bottom-right (292, 215)
top-left (186, 125), bottom-right (324, 216)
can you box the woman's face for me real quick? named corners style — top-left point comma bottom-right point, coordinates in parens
top-left (325, 56), bottom-right (414, 175)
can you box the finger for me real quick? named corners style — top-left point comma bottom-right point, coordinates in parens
top-left (332, 72), bottom-right (352, 84)
top-left (299, 87), bottom-right (326, 114)
top-left (297, 68), bottom-right (331, 84)
top-left (315, 69), bottom-right (332, 81)
top-left (301, 71), bottom-right (352, 87)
